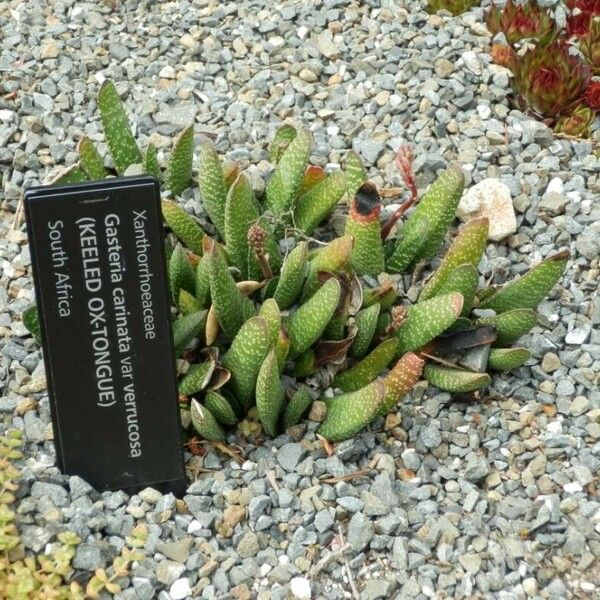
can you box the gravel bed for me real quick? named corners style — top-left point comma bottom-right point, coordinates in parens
top-left (1, 1), bottom-right (599, 598)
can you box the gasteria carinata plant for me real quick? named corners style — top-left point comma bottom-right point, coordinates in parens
top-left (23, 81), bottom-right (569, 443)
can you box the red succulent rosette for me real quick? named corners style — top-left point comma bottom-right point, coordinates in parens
top-left (567, 0), bottom-right (600, 37)
top-left (513, 40), bottom-right (592, 121)
top-left (486, 0), bottom-right (558, 46)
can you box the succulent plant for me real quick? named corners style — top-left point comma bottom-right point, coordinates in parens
top-left (580, 17), bottom-right (600, 73)
top-left (486, 0), bottom-right (558, 47)
top-left (426, 0), bottom-right (482, 16)
top-left (567, 0), bottom-right (600, 37)
top-left (511, 40), bottom-right (592, 121)
top-left (23, 81), bottom-right (569, 444)
top-left (554, 104), bottom-right (596, 137)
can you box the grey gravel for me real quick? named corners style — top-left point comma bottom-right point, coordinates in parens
top-left (2, 1), bottom-right (600, 599)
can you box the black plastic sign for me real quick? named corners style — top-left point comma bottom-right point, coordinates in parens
top-left (24, 176), bottom-right (186, 493)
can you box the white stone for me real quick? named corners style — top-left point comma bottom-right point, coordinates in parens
top-left (563, 482), bottom-right (583, 494)
top-left (290, 577), bottom-right (312, 599)
top-left (457, 179), bottom-right (517, 241)
top-left (159, 65), bottom-right (176, 79)
top-left (545, 177), bottom-right (564, 195)
top-left (169, 577), bottom-right (191, 600)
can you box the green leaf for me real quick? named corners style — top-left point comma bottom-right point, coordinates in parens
top-left (179, 359), bottom-right (216, 396)
top-left (273, 242), bottom-right (308, 310)
top-left (395, 292), bottom-right (463, 355)
top-left (165, 124), bottom-right (194, 196)
top-left (225, 173), bottom-right (260, 277)
top-left (190, 399), bottom-right (226, 441)
top-left (387, 166), bottom-right (465, 271)
top-left (269, 124), bottom-right (297, 164)
top-left (265, 128), bottom-right (312, 217)
top-left (350, 304), bottom-right (380, 358)
top-left (345, 150), bottom-right (368, 198)
top-left (385, 216), bottom-right (430, 273)
top-left (427, 263), bottom-right (479, 317)
top-left (282, 386), bottom-right (313, 428)
top-left (205, 391), bottom-right (238, 426)
top-left (207, 240), bottom-right (250, 340)
top-left (424, 364), bottom-right (491, 393)
top-left (97, 81), bottom-right (142, 174)
top-left (22, 305), bottom-right (41, 344)
top-left (333, 338), bottom-right (399, 393)
top-left (256, 350), bottom-right (285, 436)
top-left (302, 234), bottom-right (354, 300)
top-left (195, 252), bottom-right (211, 309)
top-left (478, 250), bottom-right (569, 313)
top-left (169, 244), bottom-right (196, 304)
top-left (173, 310), bottom-right (207, 356)
top-left (162, 199), bottom-right (204, 255)
top-left (317, 379), bottom-right (385, 442)
top-left (198, 140), bottom-right (228, 237)
top-left (179, 289), bottom-right (202, 316)
top-left (378, 352), bottom-right (424, 417)
top-left (287, 277), bottom-right (341, 358)
top-left (143, 143), bottom-right (161, 180)
top-left (475, 309), bottom-right (537, 347)
top-left (77, 136), bottom-right (108, 179)
top-left (51, 163), bottom-right (89, 185)
top-left (293, 170), bottom-right (347, 234)
top-left (488, 347), bottom-right (531, 371)
top-left (222, 317), bottom-right (271, 410)
top-left (420, 217), bottom-right (488, 301)
top-left (345, 183), bottom-right (385, 276)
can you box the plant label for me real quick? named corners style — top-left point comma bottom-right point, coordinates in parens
top-left (24, 176), bottom-right (186, 493)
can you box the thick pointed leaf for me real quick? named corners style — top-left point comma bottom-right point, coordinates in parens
top-left (427, 263), bottom-right (479, 316)
top-left (345, 150), bottom-right (368, 198)
top-left (488, 347), bottom-right (531, 371)
top-left (293, 170), bottom-right (347, 234)
top-left (378, 352), bottom-right (425, 417)
top-left (169, 244), bottom-right (196, 304)
top-left (287, 277), bottom-right (341, 358)
top-left (224, 173), bottom-right (259, 277)
top-left (207, 240), bottom-right (249, 340)
top-left (173, 310), bottom-right (207, 356)
top-left (143, 143), bottom-right (161, 180)
top-left (97, 81), bottom-right (142, 174)
top-left (420, 217), bottom-right (488, 301)
top-left (162, 199), bottom-right (204, 255)
top-left (387, 166), bottom-right (464, 271)
top-left (50, 163), bottom-right (89, 185)
top-left (265, 128), bottom-right (312, 217)
top-left (195, 253), bottom-right (211, 308)
top-left (273, 242), bottom-right (308, 309)
top-left (198, 140), bottom-right (228, 237)
top-left (269, 124), bottom-right (297, 164)
top-left (303, 234), bottom-right (354, 299)
top-left (350, 303), bottom-right (380, 358)
top-left (256, 350), bottom-right (285, 436)
top-left (395, 293), bottom-right (463, 355)
top-left (478, 250), bottom-right (569, 313)
top-left (190, 399), bottom-right (226, 441)
top-left (362, 280), bottom-right (398, 310)
top-left (165, 124), bottom-right (194, 196)
top-left (77, 137), bottom-right (109, 179)
top-left (386, 216), bottom-right (430, 273)
top-left (317, 379), bottom-right (385, 443)
top-left (179, 359), bottom-right (216, 396)
top-left (222, 317), bottom-right (270, 410)
top-left (205, 391), bottom-right (237, 426)
top-left (179, 289), bottom-right (202, 316)
top-left (333, 338), bottom-right (399, 393)
top-left (475, 309), bottom-right (537, 347)
top-left (345, 182), bottom-right (385, 276)
top-left (298, 165), bottom-right (327, 196)
top-left (282, 386), bottom-right (313, 429)
top-left (424, 364), bottom-right (491, 392)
